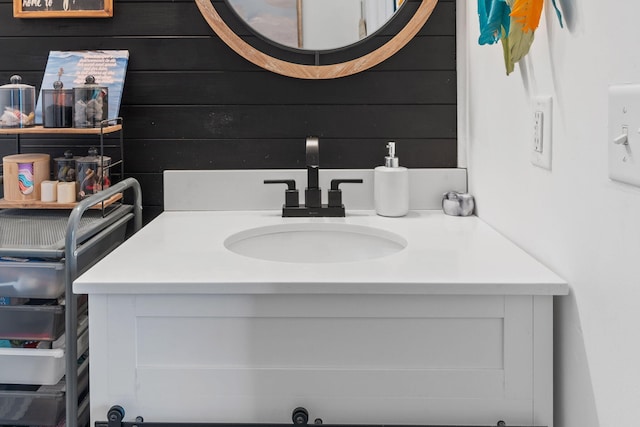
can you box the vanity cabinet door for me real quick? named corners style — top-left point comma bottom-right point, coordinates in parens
top-left (88, 293), bottom-right (552, 427)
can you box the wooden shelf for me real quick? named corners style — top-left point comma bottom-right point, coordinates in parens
top-left (0, 192), bottom-right (122, 209)
top-left (0, 125), bottom-right (122, 135)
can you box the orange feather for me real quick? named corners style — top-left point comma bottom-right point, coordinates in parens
top-left (510, 0), bottom-right (544, 32)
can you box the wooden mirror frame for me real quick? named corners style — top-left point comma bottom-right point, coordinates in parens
top-left (195, 0), bottom-right (438, 79)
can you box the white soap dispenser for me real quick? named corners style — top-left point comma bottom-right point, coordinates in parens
top-left (374, 141), bottom-right (409, 217)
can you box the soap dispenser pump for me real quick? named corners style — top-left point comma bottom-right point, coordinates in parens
top-left (374, 141), bottom-right (409, 217)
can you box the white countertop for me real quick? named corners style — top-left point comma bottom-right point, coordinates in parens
top-left (73, 210), bottom-right (568, 296)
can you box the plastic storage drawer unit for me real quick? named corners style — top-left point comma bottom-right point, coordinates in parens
top-left (0, 357), bottom-right (89, 426)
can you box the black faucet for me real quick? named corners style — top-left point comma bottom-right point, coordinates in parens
top-left (264, 136), bottom-right (363, 217)
top-left (305, 136), bottom-right (322, 208)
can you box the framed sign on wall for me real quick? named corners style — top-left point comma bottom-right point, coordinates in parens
top-left (13, 0), bottom-right (113, 18)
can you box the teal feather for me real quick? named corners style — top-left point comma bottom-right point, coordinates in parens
top-left (550, 0), bottom-right (564, 28)
top-left (478, 0), bottom-right (511, 45)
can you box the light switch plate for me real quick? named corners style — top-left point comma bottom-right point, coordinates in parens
top-left (609, 84), bottom-right (640, 187)
top-left (531, 96), bottom-right (552, 170)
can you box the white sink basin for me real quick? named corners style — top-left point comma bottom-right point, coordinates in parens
top-left (224, 223), bottom-right (407, 263)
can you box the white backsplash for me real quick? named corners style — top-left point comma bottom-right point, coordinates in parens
top-left (164, 168), bottom-right (467, 211)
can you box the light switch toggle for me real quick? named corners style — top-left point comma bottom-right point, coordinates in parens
top-left (613, 126), bottom-right (629, 145)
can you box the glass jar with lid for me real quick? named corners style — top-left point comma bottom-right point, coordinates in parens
top-left (42, 80), bottom-right (73, 128)
top-left (73, 75), bottom-right (108, 128)
top-left (76, 147), bottom-right (111, 200)
top-left (0, 75), bottom-right (36, 128)
top-left (54, 150), bottom-right (78, 183)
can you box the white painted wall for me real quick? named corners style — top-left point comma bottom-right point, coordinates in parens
top-left (463, 0), bottom-right (640, 426)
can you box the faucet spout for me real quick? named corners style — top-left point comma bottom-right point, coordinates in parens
top-left (305, 136), bottom-right (321, 207)
top-left (306, 136), bottom-right (320, 189)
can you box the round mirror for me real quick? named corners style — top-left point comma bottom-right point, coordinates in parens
top-left (195, 0), bottom-right (438, 79)
top-left (227, 0), bottom-right (404, 51)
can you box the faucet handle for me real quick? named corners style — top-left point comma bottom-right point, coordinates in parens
top-left (328, 179), bottom-right (363, 207)
top-left (264, 180), bottom-right (299, 207)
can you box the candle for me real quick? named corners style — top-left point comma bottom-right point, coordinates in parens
top-left (40, 180), bottom-right (58, 202)
top-left (57, 182), bottom-right (76, 203)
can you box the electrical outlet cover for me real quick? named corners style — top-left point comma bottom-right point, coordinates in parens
top-left (531, 96), bottom-right (552, 170)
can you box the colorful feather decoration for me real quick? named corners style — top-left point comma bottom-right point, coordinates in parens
top-left (477, 0), bottom-right (564, 75)
top-left (499, 0), bottom-right (534, 75)
top-left (501, 14), bottom-right (535, 75)
top-left (478, 0), bottom-right (511, 45)
top-left (509, 0), bottom-right (544, 32)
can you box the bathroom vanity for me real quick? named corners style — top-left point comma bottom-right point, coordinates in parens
top-left (74, 170), bottom-right (568, 427)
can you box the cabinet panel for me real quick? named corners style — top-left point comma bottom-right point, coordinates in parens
top-left (137, 316), bottom-right (504, 369)
top-left (88, 293), bottom-right (547, 426)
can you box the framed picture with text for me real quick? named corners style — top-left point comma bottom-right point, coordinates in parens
top-left (36, 50), bottom-right (128, 124)
top-left (13, 0), bottom-right (113, 18)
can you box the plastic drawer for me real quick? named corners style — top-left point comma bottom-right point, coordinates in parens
top-left (0, 210), bottom-right (128, 299)
top-left (0, 321), bottom-right (88, 385)
top-left (0, 259), bottom-right (65, 299)
top-left (0, 301), bottom-right (87, 341)
top-left (0, 356), bottom-right (89, 426)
